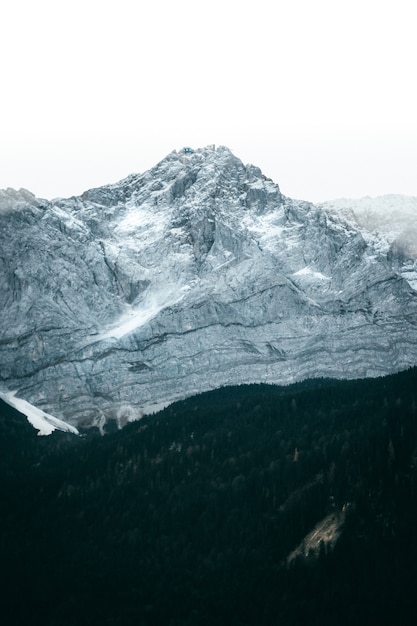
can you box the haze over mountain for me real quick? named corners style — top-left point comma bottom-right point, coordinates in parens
top-left (321, 195), bottom-right (417, 290)
top-left (1, 146), bottom-right (416, 432)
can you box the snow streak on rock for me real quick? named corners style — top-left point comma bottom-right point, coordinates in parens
top-left (0, 391), bottom-right (79, 436)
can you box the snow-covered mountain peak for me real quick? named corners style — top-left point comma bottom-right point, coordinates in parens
top-left (1, 149), bottom-right (417, 432)
top-left (78, 145), bottom-right (281, 222)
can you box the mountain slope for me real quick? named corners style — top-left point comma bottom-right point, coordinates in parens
top-left (1, 146), bottom-right (417, 429)
top-left (321, 194), bottom-right (417, 290)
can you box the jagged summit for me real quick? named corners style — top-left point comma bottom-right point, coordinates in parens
top-left (1, 147), bottom-right (417, 432)
top-left (79, 145), bottom-right (280, 212)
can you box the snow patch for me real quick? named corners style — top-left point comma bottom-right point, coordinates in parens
top-left (0, 390), bottom-right (79, 436)
top-left (241, 210), bottom-right (286, 253)
top-left (293, 266), bottom-right (330, 281)
top-left (115, 199), bottom-right (169, 242)
top-left (98, 286), bottom-right (189, 340)
top-left (49, 205), bottom-right (88, 234)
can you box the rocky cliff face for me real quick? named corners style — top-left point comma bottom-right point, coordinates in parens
top-left (1, 146), bottom-right (417, 431)
top-left (321, 195), bottom-right (417, 291)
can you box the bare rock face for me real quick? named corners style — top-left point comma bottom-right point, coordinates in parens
top-left (321, 195), bottom-right (417, 290)
top-left (1, 146), bottom-right (417, 431)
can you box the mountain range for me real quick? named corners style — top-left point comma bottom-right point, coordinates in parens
top-left (1, 145), bottom-right (416, 432)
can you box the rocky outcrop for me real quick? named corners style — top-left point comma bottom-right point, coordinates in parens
top-left (321, 194), bottom-right (417, 290)
top-left (1, 146), bottom-right (417, 430)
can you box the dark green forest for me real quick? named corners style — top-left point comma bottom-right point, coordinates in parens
top-left (1, 369), bottom-right (417, 625)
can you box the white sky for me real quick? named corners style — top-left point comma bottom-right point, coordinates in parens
top-left (1, 0), bottom-right (416, 202)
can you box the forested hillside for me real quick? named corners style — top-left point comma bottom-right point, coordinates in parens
top-left (1, 369), bottom-right (417, 625)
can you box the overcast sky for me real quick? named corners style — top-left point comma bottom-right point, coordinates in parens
top-left (1, 0), bottom-right (416, 203)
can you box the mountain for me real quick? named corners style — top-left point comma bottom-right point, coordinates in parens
top-left (321, 194), bottom-right (417, 290)
top-left (1, 146), bottom-right (417, 431)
